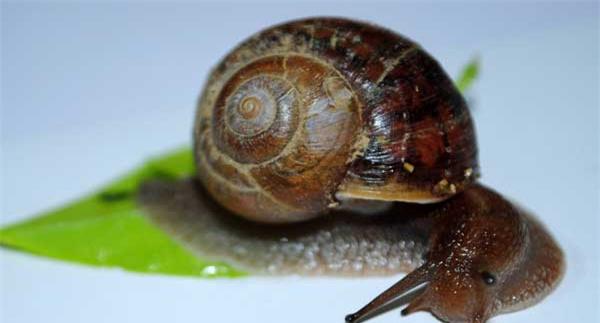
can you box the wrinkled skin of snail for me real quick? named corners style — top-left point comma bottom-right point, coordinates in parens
top-left (138, 17), bottom-right (565, 323)
top-left (139, 181), bottom-right (564, 323)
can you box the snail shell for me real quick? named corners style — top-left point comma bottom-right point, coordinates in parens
top-left (194, 18), bottom-right (478, 223)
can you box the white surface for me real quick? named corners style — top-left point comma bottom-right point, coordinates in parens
top-left (1, 2), bottom-right (598, 323)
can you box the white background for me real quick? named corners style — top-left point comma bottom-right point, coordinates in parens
top-left (1, 1), bottom-right (598, 323)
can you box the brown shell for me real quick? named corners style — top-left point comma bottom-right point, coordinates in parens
top-left (194, 17), bottom-right (479, 223)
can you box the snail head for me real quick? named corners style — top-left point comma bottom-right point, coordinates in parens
top-left (346, 185), bottom-right (532, 323)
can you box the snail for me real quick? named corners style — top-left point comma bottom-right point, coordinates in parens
top-left (138, 17), bottom-right (564, 323)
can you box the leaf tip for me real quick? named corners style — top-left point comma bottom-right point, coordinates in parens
top-left (456, 55), bottom-right (481, 93)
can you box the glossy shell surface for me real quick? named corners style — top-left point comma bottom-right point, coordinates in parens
top-left (194, 18), bottom-right (479, 222)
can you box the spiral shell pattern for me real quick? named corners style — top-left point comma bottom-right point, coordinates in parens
top-left (194, 18), bottom-right (479, 222)
top-left (196, 53), bottom-right (360, 222)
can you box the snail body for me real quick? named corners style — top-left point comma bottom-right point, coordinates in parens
top-left (139, 180), bottom-right (563, 323)
top-left (138, 17), bottom-right (564, 323)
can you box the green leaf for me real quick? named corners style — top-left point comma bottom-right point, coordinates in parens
top-left (455, 57), bottom-right (480, 93)
top-left (0, 147), bottom-right (245, 278)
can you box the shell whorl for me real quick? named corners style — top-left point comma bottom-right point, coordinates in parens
top-left (194, 18), bottom-right (479, 223)
top-left (196, 52), bottom-right (360, 222)
top-left (214, 71), bottom-right (299, 164)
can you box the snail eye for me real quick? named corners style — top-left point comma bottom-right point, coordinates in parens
top-left (481, 271), bottom-right (497, 285)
